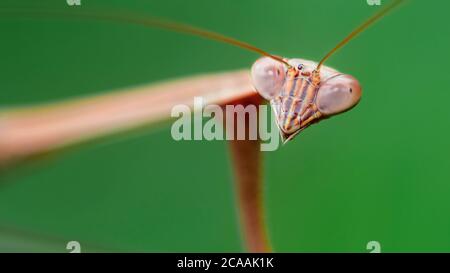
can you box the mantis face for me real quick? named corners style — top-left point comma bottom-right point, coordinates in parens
top-left (251, 57), bottom-right (362, 142)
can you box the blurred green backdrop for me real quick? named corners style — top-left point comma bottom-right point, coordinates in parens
top-left (0, 0), bottom-right (449, 252)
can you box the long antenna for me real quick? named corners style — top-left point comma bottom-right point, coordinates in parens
top-left (316, 0), bottom-right (404, 71)
top-left (0, 8), bottom-right (290, 67)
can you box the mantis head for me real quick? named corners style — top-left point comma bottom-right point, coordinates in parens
top-left (249, 0), bottom-right (402, 143)
top-left (251, 57), bottom-right (362, 142)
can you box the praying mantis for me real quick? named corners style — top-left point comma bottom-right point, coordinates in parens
top-left (0, 0), bottom-right (404, 252)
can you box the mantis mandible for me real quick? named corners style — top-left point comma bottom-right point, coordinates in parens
top-left (0, 0), bottom-right (404, 252)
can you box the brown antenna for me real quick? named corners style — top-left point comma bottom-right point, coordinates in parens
top-left (316, 0), bottom-right (405, 71)
top-left (0, 8), bottom-right (290, 67)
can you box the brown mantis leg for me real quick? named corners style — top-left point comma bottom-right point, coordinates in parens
top-left (0, 70), bottom-right (253, 167)
top-left (226, 95), bottom-right (271, 253)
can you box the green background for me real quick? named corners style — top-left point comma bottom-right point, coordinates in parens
top-left (0, 0), bottom-right (449, 252)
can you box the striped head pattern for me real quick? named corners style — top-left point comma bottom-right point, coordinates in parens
top-left (251, 57), bottom-right (362, 143)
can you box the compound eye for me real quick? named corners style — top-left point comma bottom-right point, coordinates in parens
top-left (316, 74), bottom-right (362, 116)
top-left (251, 57), bottom-right (286, 100)
top-left (297, 64), bottom-right (304, 70)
